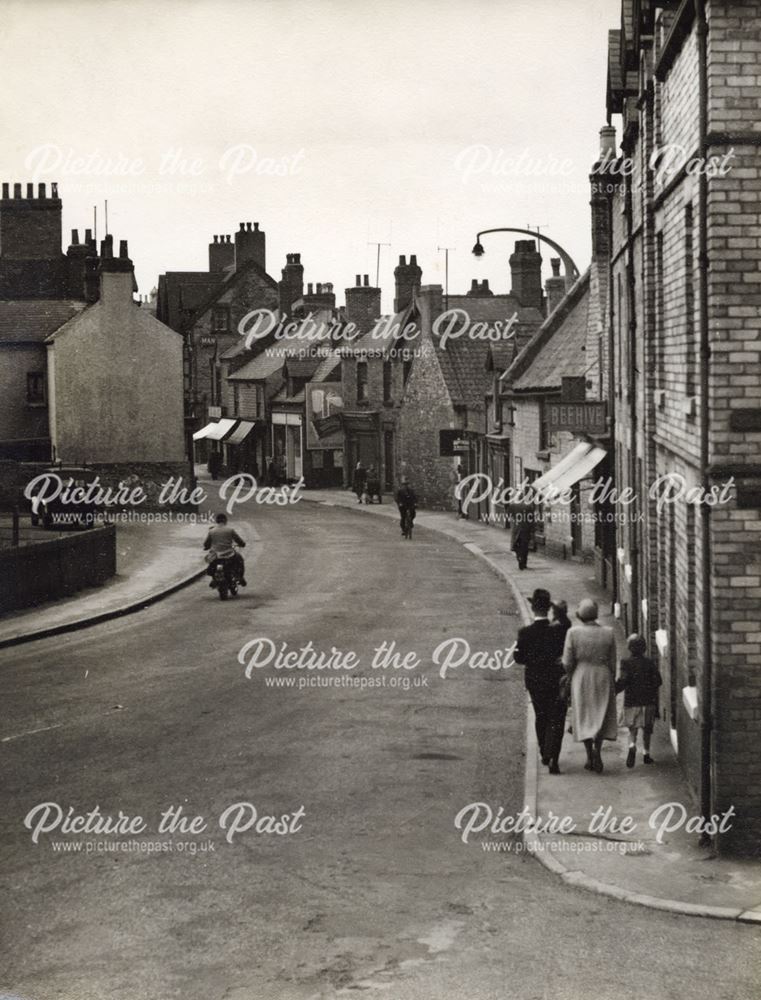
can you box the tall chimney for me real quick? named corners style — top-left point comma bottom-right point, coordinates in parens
top-left (544, 258), bottom-right (566, 316)
top-left (590, 125), bottom-right (616, 261)
top-left (209, 233), bottom-right (235, 272)
top-left (234, 220), bottom-right (266, 271)
top-left (279, 252), bottom-right (304, 317)
top-left (394, 253), bottom-right (422, 313)
top-left (509, 240), bottom-right (543, 310)
top-left (345, 273), bottom-right (381, 334)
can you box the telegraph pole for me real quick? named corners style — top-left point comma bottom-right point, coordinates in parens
top-left (367, 241), bottom-right (390, 288)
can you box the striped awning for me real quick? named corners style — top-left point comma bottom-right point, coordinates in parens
top-left (193, 418), bottom-right (236, 441)
top-left (225, 420), bottom-right (256, 445)
top-left (532, 441), bottom-right (606, 494)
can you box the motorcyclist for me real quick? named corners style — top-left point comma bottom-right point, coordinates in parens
top-left (395, 476), bottom-right (417, 535)
top-left (203, 513), bottom-right (247, 587)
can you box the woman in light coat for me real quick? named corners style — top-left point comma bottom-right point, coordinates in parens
top-left (562, 598), bottom-right (617, 773)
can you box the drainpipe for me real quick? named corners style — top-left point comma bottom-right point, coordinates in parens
top-left (693, 0), bottom-right (713, 847)
top-left (624, 167), bottom-right (640, 631)
top-left (607, 177), bottom-right (619, 611)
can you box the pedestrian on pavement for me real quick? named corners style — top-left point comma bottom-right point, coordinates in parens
top-left (366, 465), bottom-right (381, 503)
top-left (616, 634), bottom-right (662, 768)
top-left (353, 461), bottom-right (367, 503)
top-left (454, 461), bottom-right (466, 519)
top-left (562, 598), bottom-right (617, 773)
top-left (514, 588), bottom-right (567, 774)
top-left (511, 506), bottom-right (532, 570)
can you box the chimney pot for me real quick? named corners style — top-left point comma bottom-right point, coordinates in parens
top-left (355, 274), bottom-right (361, 286)
top-left (294, 252), bottom-right (300, 263)
top-left (38, 183), bottom-right (46, 198)
top-left (253, 222), bottom-right (259, 231)
top-left (51, 182), bottom-right (58, 198)
top-left (26, 183), bottom-right (33, 198)
top-left (213, 235), bottom-right (219, 243)
top-left (399, 255), bottom-right (406, 266)
top-left (307, 283), bottom-right (313, 294)
top-left (239, 222), bottom-right (245, 231)
top-left (471, 279), bottom-right (478, 292)
top-left (1, 183), bottom-right (8, 198)
top-left (13, 183), bottom-right (21, 198)
top-left (599, 124), bottom-right (617, 160)
top-left (246, 221), bottom-right (252, 231)
top-left (410, 254), bottom-right (417, 266)
top-left (551, 257), bottom-right (561, 276)
top-left (71, 229), bottom-right (79, 245)
top-left (119, 239), bottom-right (129, 259)
top-left (363, 274), bottom-right (369, 286)
top-left (85, 228), bottom-right (92, 243)
top-left (481, 279), bottom-right (490, 290)
top-left (225, 235), bottom-right (230, 243)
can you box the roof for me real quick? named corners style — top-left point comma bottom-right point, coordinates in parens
top-left (283, 356), bottom-right (323, 380)
top-left (156, 272), bottom-right (220, 331)
top-left (228, 350), bottom-right (285, 381)
top-left (0, 300), bottom-right (87, 344)
top-left (445, 293), bottom-right (542, 327)
top-left (351, 303), bottom-right (417, 355)
top-left (435, 337), bottom-right (491, 411)
top-left (508, 270), bottom-right (591, 393)
top-left (184, 258), bottom-right (278, 331)
top-left (311, 352), bottom-right (341, 382)
top-left (272, 387), bottom-right (305, 405)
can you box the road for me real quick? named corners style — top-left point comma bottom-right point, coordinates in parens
top-left (1, 502), bottom-right (759, 1000)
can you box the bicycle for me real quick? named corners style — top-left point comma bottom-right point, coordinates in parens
top-left (399, 507), bottom-right (414, 540)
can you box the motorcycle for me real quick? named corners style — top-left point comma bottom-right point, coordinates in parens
top-left (210, 554), bottom-right (242, 600)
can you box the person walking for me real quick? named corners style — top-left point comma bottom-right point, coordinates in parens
top-left (352, 461), bottom-right (367, 503)
top-left (511, 506), bottom-right (532, 570)
top-left (617, 634), bottom-right (662, 767)
top-left (515, 588), bottom-right (567, 774)
top-left (395, 476), bottom-right (417, 537)
top-left (562, 598), bottom-right (617, 773)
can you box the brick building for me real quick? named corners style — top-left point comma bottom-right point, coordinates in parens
top-left (397, 244), bottom-right (546, 509)
top-left (606, 0), bottom-right (761, 854)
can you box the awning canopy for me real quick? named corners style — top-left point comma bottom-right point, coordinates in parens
top-left (533, 442), bottom-right (606, 494)
top-left (193, 418), bottom-right (236, 441)
top-left (225, 420), bottom-right (256, 445)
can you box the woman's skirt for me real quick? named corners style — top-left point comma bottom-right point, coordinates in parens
top-left (571, 664), bottom-right (617, 742)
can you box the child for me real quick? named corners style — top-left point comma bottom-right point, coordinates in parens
top-left (616, 635), bottom-right (662, 768)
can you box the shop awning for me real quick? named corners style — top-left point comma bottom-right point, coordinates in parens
top-left (225, 420), bottom-right (256, 445)
top-left (532, 442), bottom-right (606, 493)
top-left (486, 432), bottom-right (511, 442)
top-left (193, 418), bottom-right (236, 441)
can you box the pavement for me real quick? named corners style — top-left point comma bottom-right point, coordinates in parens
top-left (3, 479), bottom-right (760, 924)
top-left (299, 486), bottom-right (761, 923)
top-left (0, 515), bottom-right (207, 649)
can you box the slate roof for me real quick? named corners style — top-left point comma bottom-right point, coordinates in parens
top-left (508, 270), bottom-right (591, 393)
top-left (311, 352), bottom-right (342, 382)
top-left (272, 387), bottom-right (305, 405)
top-left (156, 272), bottom-right (220, 331)
top-left (435, 337), bottom-right (491, 411)
top-left (283, 357), bottom-right (323, 380)
top-left (0, 300), bottom-right (87, 344)
top-left (351, 303), bottom-right (417, 355)
top-left (228, 350), bottom-right (286, 381)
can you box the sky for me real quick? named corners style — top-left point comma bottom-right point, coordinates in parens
top-left (1, 0), bottom-right (617, 313)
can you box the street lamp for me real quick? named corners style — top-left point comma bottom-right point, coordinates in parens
top-left (471, 227), bottom-right (580, 289)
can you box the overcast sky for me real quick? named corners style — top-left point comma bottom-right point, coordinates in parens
top-left (2, 0), bottom-right (616, 312)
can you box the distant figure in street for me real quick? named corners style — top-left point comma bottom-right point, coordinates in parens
top-left (353, 461), bottom-right (367, 503)
top-left (454, 461), bottom-right (466, 519)
top-left (395, 476), bottom-right (417, 536)
top-left (203, 512), bottom-right (247, 587)
top-left (616, 634), bottom-right (662, 767)
top-left (266, 457), bottom-right (276, 485)
top-left (208, 450), bottom-right (222, 481)
top-left (562, 598), bottom-right (617, 773)
top-left (550, 600), bottom-right (571, 636)
top-left (511, 507), bottom-right (532, 570)
top-left (365, 465), bottom-right (381, 503)
top-left (514, 588), bottom-right (567, 774)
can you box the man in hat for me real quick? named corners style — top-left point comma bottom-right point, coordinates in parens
top-left (514, 587), bottom-right (567, 773)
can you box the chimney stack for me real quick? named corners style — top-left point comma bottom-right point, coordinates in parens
top-left (590, 125), bottom-right (616, 261)
top-left (279, 252), bottom-right (304, 317)
top-left (509, 240), bottom-right (543, 310)
top-left (209, 233), bottom-right (235, 272)
top-left (0, 179), bottom-right (63, 261)
top-left (345, 272), bottom-right (381, 334)
top-left (394, 253), bottom-right (422, 313)
top-left (99, 233), bottom-right (135, 309)
top-left (544, 257), bottom-right (566, 316)
top-left (234, 220), bottom-right (266, 271)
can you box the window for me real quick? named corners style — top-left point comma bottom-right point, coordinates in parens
top-left (26, 371), bottom-right (46, 405)
top-left (212, 306), bottom-right (229, 332)
top-left (232, 384), bottom-right (240, 415)
top-left (357, 361), bottom-right (368, 402)
top-left (403, 359), bottom-right (413, 386)
top-left (383, 361), bottom-right (392, 403)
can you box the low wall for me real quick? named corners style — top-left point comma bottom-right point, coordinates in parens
top-left (0, 525), bottom-right (116, 614)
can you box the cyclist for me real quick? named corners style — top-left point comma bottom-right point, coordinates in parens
top-left (395, 477), bottom-right (417, 537)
